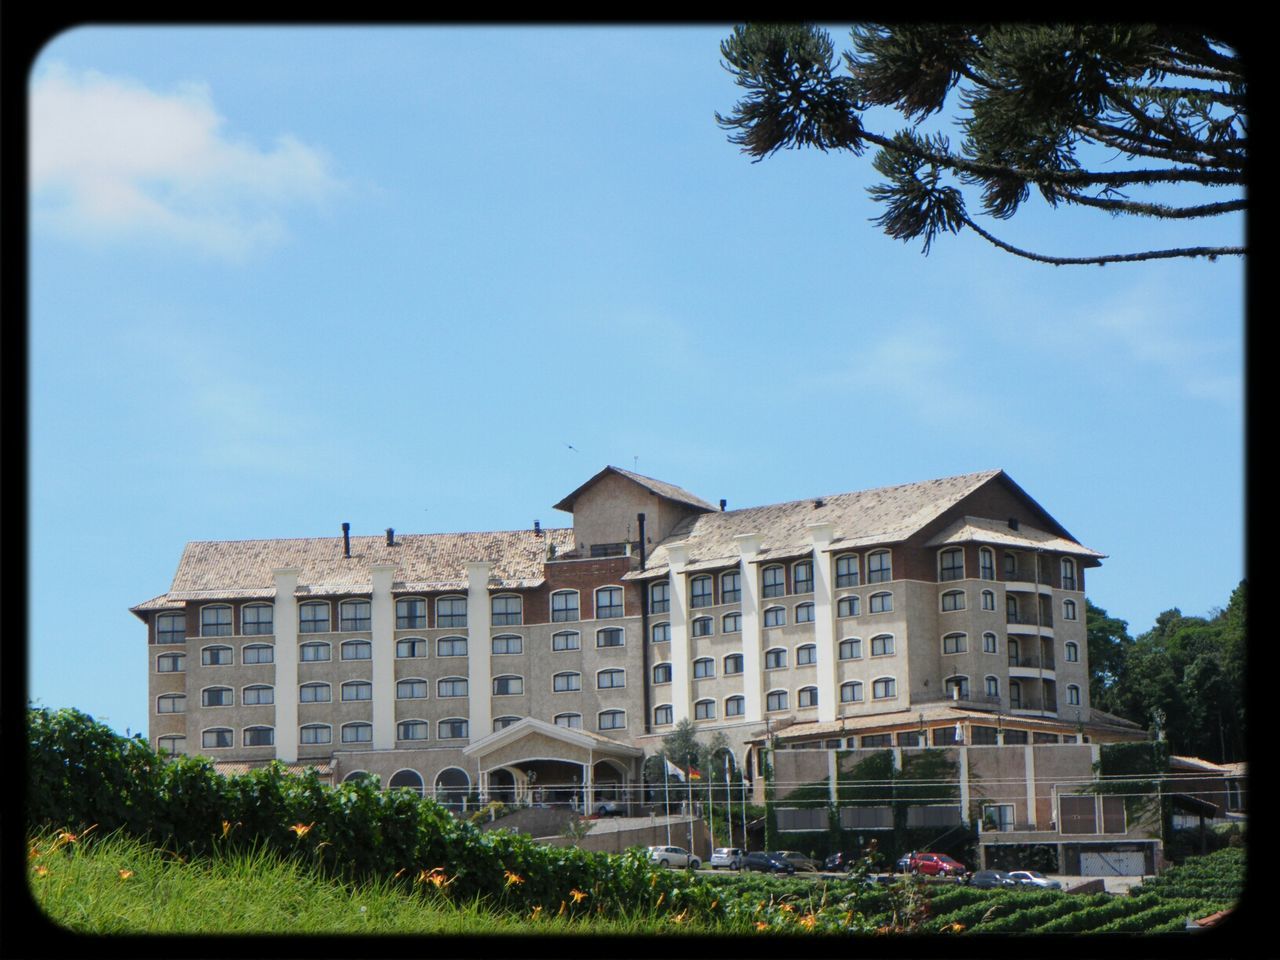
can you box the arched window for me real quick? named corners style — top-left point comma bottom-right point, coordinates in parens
top-left (436, 596), bottom-right (467, 628)
top-left (438, 718), bottom-right (469, 739)
top-left (397, 720), bottom-right (430, 741)
top-left (766, 689), bottom-right (788, 711)
top-left (438, 677), bottom-right (468, 698)
top-left (725, 695), bottom-right (745, 717)
top-left (985, 675), bottom-right (999, 699)
top-left (493, 675), bottom-right (524, 696)
top-left (389, 769), bottom-right (425, 796)
top-left (200, 604), bottom-right (233, 637)
top-left (299, 601), bottom-right (330, 634)
top-left (650, 581), bottom-right (670, 613)
top-left (869, 592), bottom-right (893, 614)
top-left (554, 713), bottom-right (582, 729)
top-left (837, 595), bottom-right (860, 618)
top-left (1008, 680), bottom-right (1023, 708)
top-left (653, 662), bottom-right (672, 684)
top-left (243, 726), bottom-right (274, 747)
top-left (792, 560), bottom-right (814, 594)
top-left (835, 554), bottom-right (859, 588)
top-left (690, 575), bottom-right (713, 608)
top-left (651, 622), bottom-right (671, 644)
top-left (553, 671), bottom-right (581, 692)
top-left (944, 675), bottom-right (969, 700)
top-left (396, 597), bottom-right (427, 629)
top-left (872, 677), bottom-right (897, 700)
top-left (720, 570), bottom-right (741, 603)
top-left (761, 565), bottom-right (785, 598)
top-left (201, 644), bottom-right (233, 666)
top-left (156, 693), bottom-right (186, 713)
top-left (202, 728), bottom-right (233, 748)
top-left (434, 768), bottom-right (469, 809)
top-left (597, 710), bottom-right (626, 730)
top-left (693, 657), bottom-right (715, 678)
top-left (492, 634), bottom-right (523, 655)
top-left (983, 631), bottom-right (998, 654)
top-left (722, 611), bottom-right (742, 633)
top-left (553, 630), bottom-right (581, 651)
top-left (596, 668), bottom-right (625, 689)
top-left (795, 602), bottom-right (815, 623)
top-left (341, 680), bottom-right (372, 701)
top-left (694, 699), bottom-right (716, 719)
top-left (300, 682), bottom-right (331, 703)
top-left (340, 639), bottom-right (371, 660)
top-left (1064, 641), bottom-right (1079, 662)
top-left (242, 604), bottom-right (274, 636)
top-left (941, 590), bottom-right (965, 612)
top-left (723, 653), bottom-right (744, 674)
top-left (764, 647), bottom-right (787, 669)
top-left (300, 724), bottom-right (331, 745)
top-left (840, 681), bottom-right (863, 703)
top-left (654, 704), bottom-right (673, 725)
top-left (763, 605), bottom-right (786, 628)
top-left (942, 632), bottom-right (967, 654)
top-left (798, 686), bottom-right (818, 708)
top-left (596, 627), bottom-right (624, 648)
top-left (243, 643), bottom-right (274, 664)
top-left (157, 652), bottom-right (185, 673)
top-left (795, 643), bottom-right (817, 666)
top-left (939, 548), bottom-right (964, 581)
top-left (1063, 599), bottom-right (1078, 621)
top-left (870, 634), bottom-right (894, 656)
top-left (396, 637), bottom-right (427, 658)
top-left (242, 684), bottom-right (274, 705)
top-left (981, 589), bottom-right (996, 611)
top-left (1067, 684), bottom-right (1081, 706)
top-left (491, 594), bottom-right (522, 626)
top-left (866, 550), bottom-right (892, 583)
top-left (156, 613), bottom-right (186, 644)
top-left (551, 590), bottom-right (580, 622)
top-left (339, 599), bottom-right (371, 631)
top-left (1006, 594), bottom-right (1020, 622)
top-left (1061, 558), bottom-right (1077, 591)
top-left (595, 586), bottom-right (623, 619)
top-left (839, 637), bottom-right (862, 660)
top-left (979, 548), bottom-right (996, 580)
top-left (397, 678), bottom-right (428, 699)
top-left (437, 636), bottom-right (467, 657)
top-left (202, 686), bottom-right (233, 707)
top-left (300, 641), bottom-right (330, 661)
top-left (691, 616), bottom-right (713, 637)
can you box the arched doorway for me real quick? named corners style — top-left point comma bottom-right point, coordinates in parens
top-left (342, 770), bottom-right (379, 787)
top-left (389, 768), bottom-right (424, 797)
top-left (487, 767), bottom-right (516, 804)
top-left (434, 767), bottom-right (470, 812)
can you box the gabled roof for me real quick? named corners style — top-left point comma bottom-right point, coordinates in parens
top-left (462, 716), bottom-right (643, 759)
top-left (626, 469), bottom-right (1014, 579)
top-left (925, 515), bottom-right (1105, 559)
top-left (553, 465), bottom-right (717, 514)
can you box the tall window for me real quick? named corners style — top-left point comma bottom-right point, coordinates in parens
top-left (1067, 684), bottom-right (1081, 706)
top-left (1063, 599), bottom-right (1078, 621)
top-left (690, 576), bottom-right (713, 608)
top-left (653, 662), bottom-right (672, 684)
top-left (596, 669), bottom-right (625, 689)
top-left (437, 636), bottom-right (467, 657)
top-left (342, 680), bottom-right (372, 701)
top-left (793, 560), bottom-right (814, 594)
top-left (983, 632), bottom-right (998, 654)
top-left (869, 592), bottom-right (893, 614)
top-left (872, 677), bottom-right (896, 699)
top-left (299, 602), bottom-right (330, 634)
top-left (725, 695), bottom-right (745, 717)
top-left (595, 586), bottom-right (623, 619)
top-left (552, 630), bottom-right (580, 651)
top-left (693, 657), bottom-right (714, 678)
top-left (1006, 595), bottom-right (1020, 622)
top-left (242, 604), bottom-right (273, 636)
top-left (720, 570), bottom-right (741, 603)
top-left (762, 565), bottom-right (785, 598)
top-left (941, 590), bottom-right (965, 612)
top-left (300, 641), bottom-right (330, 662)
top-left (840, 681), bottom-right (863, 703)
top-left (491, 595), bottom-right (522, 626)
top-left (979, 548), bottom-right (995, 580)
top-left (598, 710), bottom-right (626, 730)
top-left (691, 616), bottom-right (713, 637)
top-left (866, 550), bottom-right (892, 583)
top-left (724, 653), bottom-right (744, 675)
top-left (942, 632), bottom-right (967, 654)
top-left (437, 677), bottom-right (468, 698)
top-left (341, 639), bottom-right (372, 660)
top-left (201, 605), bottom-right (233, 637)
top-left (796, 643), bottom-right (816, 665)
top-left (243, 684), bottom-right (274, 705)
top-left (798, 686), bottom-right (818, 708)
top-left (651, 622), bottom-right (671, 644)
top-left (871, 634), bottom-right (894, 657)
top-left (492, 635), bottom-right (523, 655)
top-left (299, 682), bottom-right (330, 702)
top-left (340, 600), bottom-right (371, 631)
top-left (985, 676), bottom-right (1000, 698)
top-left (654, 704), bottom-right (673, 725)
top-left (837, 595), bottom-right (860, 618)
top-left (1008, 637), bottom-right (1021, 665)
top-left (551, 590), bottom-right (580, 622)
top-left (493, 675), bottom-right (524, 696)
top-left (555, 713), bottom-right (582, 729)
top-left (300, 724), bottom-right (331, 745)
top-left (722, 611), bottom-right (742, 633)
top-left (243, 644), bottom-right (273, 665)
top-left (436, 597), bottom-right (467, 628)
top-left (694, 699), bottom-right (716, 720)
top-left (396, 598), bottom-right (426, 629)
top-left (596, 627), bottom-right (624, 648)
top-left (981, 589), bottom-right (996, 611)
top-left (157, 613), bottom-right (186, 644)
top-left (939, 548), bottom-right (964, 581)
top-left (839, 637), bottom-right (862, 660)
top-left (1003, 553), bottom-right (1018, 578)
top-left (795, 602), bottom-right (815, 623)
top-left (397, 679), bottom-right (427, 699)
top-left (1061, 558), bottom-right (1077, 591)
top-left (650, 581), bottom-right (670, 613)
top-left (835, 554), bottom-right (859, 588)
top-left (396, 637), bottom-right (427, 658)
top-left (438, 719), bottom-right (468, 739)
top-left (766, 689), bottom-right (788, 711)
top-left (1009, 680), bottom-right (1022, 708)
top-left (202, 645), bottom-right (233, 666)
top-left (944, 675), bottom-right (969, 700)
top-left (763, 606), bottom-right (786, 627)
top-left (764, 647), bottom-right (787, 669)
top-left (553, 672), bottom-right (581, 692)
top-left (1065, 641), bottom-right (1079, 662)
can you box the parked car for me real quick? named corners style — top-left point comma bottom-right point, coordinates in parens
top-left (772, 850), bottom-right (820, 872)
top-left (895, 853), bottom-right (913, 874)
top-left (709, 847), bottom-right (744, 870)
top-left (593, 800), bottom-right (624, 816)
top-left (742, 851), bottom-right (797, 874)
top-left (968, 869), bottom-right (1020, 889)
top-left (1008, 870), bottom-right (1062, 889)
top-left (647, 845), bottom-right (700, 869)
top-left (823, 851), bottom-right (859, 873)
top-left (908, 852), bottom-right (968, 878)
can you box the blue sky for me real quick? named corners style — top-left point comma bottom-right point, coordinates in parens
top-left (28, 26), bottom-right (1245, 738)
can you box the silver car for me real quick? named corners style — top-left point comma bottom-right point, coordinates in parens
top-left (1008, 870), bottom-right (1063, 889)
top-left (709, 847), bottom-right (743, 870)
top-left (647, 845), bottom-right (701, 869)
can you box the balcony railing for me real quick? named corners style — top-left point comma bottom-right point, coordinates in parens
top-left (1007, 611), bottom-right (1054, 628)
top-left (1008, 654), bottom-right (1056, 670)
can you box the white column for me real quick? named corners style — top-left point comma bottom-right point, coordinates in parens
top-left (1025, 744), bottom-right (1037, 829)
top-left (370, 564), bottom-right (397, 750)
top-left (734, 534), bottom-right (762, 721)
top-left (272, 568), bottom-right (301, 763)
top-left (807, 524), bottom-right (835, 722)
top-left (827, 749), bottom-right (838, 806)
top-left (666, 544), bottom-right (691, 723)
top-left (959, 746), bottom-right (971, 826)
top-left (466, 561), bottom-right (494, 740)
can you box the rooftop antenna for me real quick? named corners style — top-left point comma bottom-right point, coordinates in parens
top-left (633, 455), bottom-right (638, 471)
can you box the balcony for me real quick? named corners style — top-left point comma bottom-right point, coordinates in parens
top-left (1008, 653), bottom-right (1055, 671)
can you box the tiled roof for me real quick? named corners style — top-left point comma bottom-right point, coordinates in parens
top-left (626, 470), bottom-right (1007, 579)
top-left (157, 528), bottom-right (575, 602)
top-left (553, 465), bottom-right (718, 513)
top-left (211, 760), bottom-right (332, 778)
top-left (925, 515), bottom-right (1104, 558)
top-left (129, 594), bottom-right (186, 613)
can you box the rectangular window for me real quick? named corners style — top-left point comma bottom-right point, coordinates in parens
top-left (492, 635), bottom-right (523, 655)
top-left (793, 561), bottom-right (813, 594)
top-left (835, 555), bottom-right (859, 588)
top-left (551, 592), bottom-right (579, 622)
top-left (437, 598), bottom-right (467, 628)
top-left (202, 729), bottom-right (232, 748)
top-left (690, 577), bottom-right (713, 608)
top-left (242, 606), bottom-right (273, 635)
top-left (762, 567), bottom-right (785, 598)
top-left (156, 613), bottom-right (186, 644)
top-left (595, 587), bottom-right (623, 619)
top-left (299, 603), bottom-right (330, 634)
top-left (650, 582), bottom-right (670, 614)
top-left (201, 606), bottom-right (233, 637)
top-left (866, 552), bottom-right (891, 583)
top-left (341, 640), bottom-right (372, 660)
top-left (340, 601), bottom-right (371, 631)
top-left (244, 727), bottom-right (274, 747)
top-left (939, 549), bottom-right (964, 581)
top-left (861, 733), bottom-right (891, 748)
top-left (491, 595), bottom-right (522, 625)
top-left (720, 571), bottom-right (741, 603)
top-left (396, 598), bottom-right (426, 629)
top-left (1059, 795), bottom-right (1098, 834)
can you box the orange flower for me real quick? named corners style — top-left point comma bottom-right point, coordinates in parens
top-left (799, 913), bottom-right (817, 930)
top-left (671, 910), bottom-right (688, 924)
top-left (530, 905), bottom-right (543, 920)
top-left (221, 820), bottom-right (242, 839)
top-left (569, 888), bottom-right (587, 904)
top-left (34, 865), bottom-right (49, 878)
top-left (779, 903), bottom-right (794, 913)
top-left (28, 844), bottom-right (41, 861)
top-left (504, 870), bottom-right (524, 887)
top-left (755, 921), bottom-right (769, 931)
top-left (944, 921), bottom-right (966, 933)
top-left (417, 867), bottom-right (453, 889)
top-left (288, 822), bottom-right (315, 839)
top-left (118, 869), bottom-right (134, 880)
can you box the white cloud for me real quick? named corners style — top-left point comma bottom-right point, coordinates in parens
top-left (30, 63), bottom-right (341, 259)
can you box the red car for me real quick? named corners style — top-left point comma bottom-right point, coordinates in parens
top-left (908, 852), bottom-right (967, 878)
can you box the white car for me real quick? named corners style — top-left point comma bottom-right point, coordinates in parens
top-left (709, 847), bottom-right (743, 870)
top-left (1008, 870), bottom-right (1063, 889)
top-left (647, 845), bottom-right (701, 869)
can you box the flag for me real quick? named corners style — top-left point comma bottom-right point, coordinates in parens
top-left (954, 722), bottom-right (965, 744)
top-left (664, 758), bottom-right (685, 781)
top-left (688, 766), bottom-right (703, 781)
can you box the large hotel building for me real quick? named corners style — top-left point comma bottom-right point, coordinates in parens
top-left (135, 466), bottom-right (1146, 815)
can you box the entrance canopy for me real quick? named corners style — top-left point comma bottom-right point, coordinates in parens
top-left (462, 716), bottom-right (643, 770)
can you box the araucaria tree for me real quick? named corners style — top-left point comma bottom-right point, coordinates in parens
top-left (717, 24), bottom-right (1245, 265)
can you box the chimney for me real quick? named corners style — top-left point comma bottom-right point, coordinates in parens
top-left (1008, 517), bottom-right (1020, 531)
top-left (533, 520), bottom-right (542, 536)
top-left (386, 527), bottom-right (395, 546)
top-left (341, 522), bottom-right (351, 558)
top-left (636, 512), bottom-right (647, 571)
top-left (719, 499), bottom-right (727, 512)
top-left (813, 498), bottom-right (824, 509)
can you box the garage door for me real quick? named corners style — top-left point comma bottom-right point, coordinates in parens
top-left (1080, 851), bottom-right (1146, 876)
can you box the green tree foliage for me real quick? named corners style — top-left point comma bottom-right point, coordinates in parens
top-left (717, 24), bottom-right (1245, 266)
top-left (1085, 599), bottom-right (1134, 711)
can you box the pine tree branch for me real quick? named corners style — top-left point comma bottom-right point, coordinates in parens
top-left (1108, 92), bottom-right (1241, 162)
top-left (1054, 190), bottom-right (1246, 220)
top-left (958, 212), bottom-right (1244, 265)
top-left (1077, 122), bottom-right (1244, 169)
top-left (1150, 59), bottom-right (1241, 84)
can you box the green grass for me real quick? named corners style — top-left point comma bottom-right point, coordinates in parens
top-left (27, 830), bottom-right (734, 936)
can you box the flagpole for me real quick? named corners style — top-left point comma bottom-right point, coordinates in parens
top-left (723, 752), bottom-right (732, 846)
top-left (686, 756), bottom-right (694, 854)
top-left (708, 761), bottom-right (715, 854)
top-left (663, 765), bottom-right (672, 846)
top-left (741, 759), bottom-right (748, 852)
